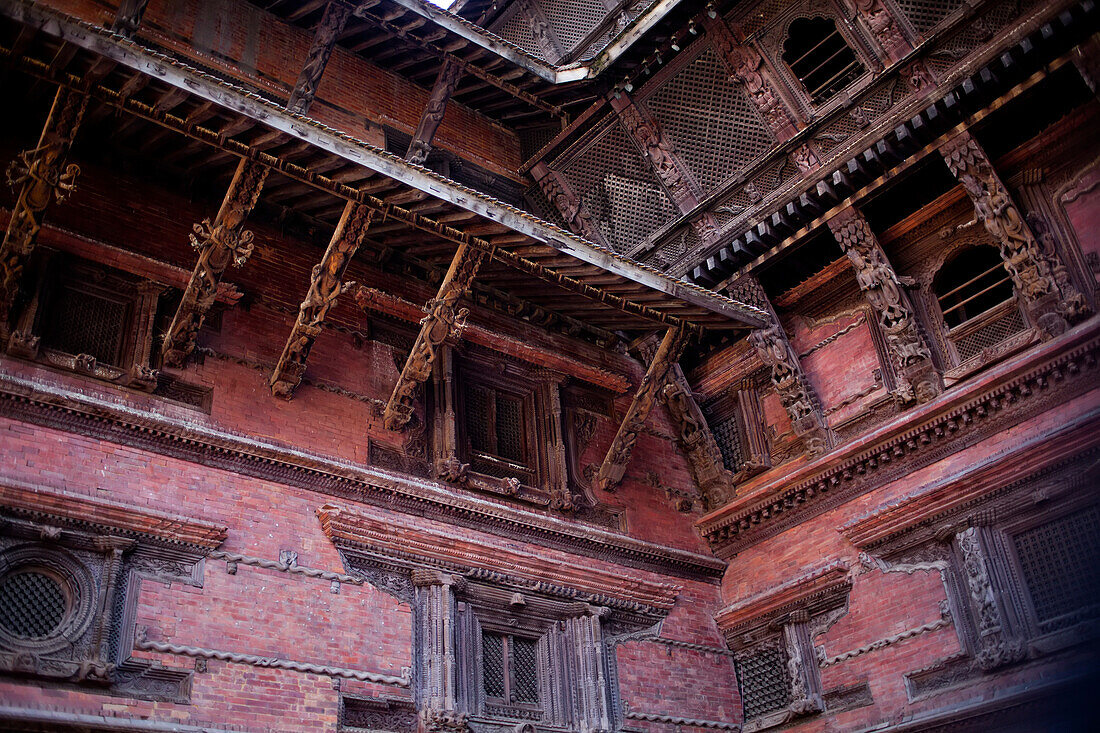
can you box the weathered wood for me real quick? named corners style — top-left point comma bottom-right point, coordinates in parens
top-left (660, 364), bottom-right (735, 509)
top-left (269, 202), bottom-right (375, 398)
top-left (749, 322), bottom-right (831, 457)
top-left (941, 130), bottom-right (1088, 338)
top-left (828, 206), bottom-right (942, 403)
top-left (383, 244), bottom-right (486, 431)
top-left (611, 93), bottom-right (701, 211)
top-left (0, 86), bottom-right (84, 326)
top-left (406, 60), bottom-right (463, 165)
top-left (596, 327), bottom-right (685, 492)
top-left (287, 1), bottom-right (351, 115)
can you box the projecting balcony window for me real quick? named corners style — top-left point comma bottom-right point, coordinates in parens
top-left (782, 17), bottom-right (866, 104)
top-left (932, 245), bottom-right (1029, 368)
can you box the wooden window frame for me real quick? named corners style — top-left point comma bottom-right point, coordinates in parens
top-left (479, 628), bottom-right (542, 712)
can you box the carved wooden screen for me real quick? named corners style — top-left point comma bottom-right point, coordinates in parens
top-left (557, 121), bottom-right (677, 253)
top-left (738, 643), bottom-right (791, 719)
top-left (539, 0), bottom-right (607, 52)
top-left (481, 630), bottom-right (540, 707)
top-left (1012, 505), bottom-right (1100, 634)
top-left (495, 9), bottom-right (544, 58)
top-left (0, 570), bottom-right (67, 640)
top-left (460, 377), bottom-right (538, 485)
top-left (703, 393), bottom-right (750, 473)
top-left (40, 283), bottom-right (131, 366)
top-left (642, 46), bottom-right (776, 194)
top-left (892, 0), bottom-right (966, 35)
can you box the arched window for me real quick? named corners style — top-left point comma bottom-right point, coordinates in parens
top-left (782, 17), bottom-right (865, 104)
top-left (933, 246), bottom-right (1014, 329)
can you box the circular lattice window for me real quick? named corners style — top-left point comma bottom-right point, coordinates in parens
top-left (0, 545), bottom-right (97, 653)
top-left (0, 569), bottom-right (70, 639)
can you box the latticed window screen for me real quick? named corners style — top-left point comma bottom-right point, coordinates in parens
top-left (0, 570), bottom-right (67, 640)
top-left (731, 0), bottom-right (792, 37)
top-left (738, 645), bottom-right (790, 719)
top-left (644, 47), bottom-right (776, 194)
top-left (952, 307), bottom-right (1026, 363)
top-left (538, 0), bottom-right (607, 52)
top-left (495, 10), bottom-right (545, 59)
top-left (893, 0), bottom-right (966, 35)
top-left (782, 17), bottom-right (866, 103)
top-left (464, 386), bottom-right (526, 464)
top-left (558, 122), bottom-right (677, 253)
top-left (41, 285), bottom-right (129, 365)
top-left (711, 413), bottom-right (745, 472)
top-left (495, 396), bottom-right (525, 463)
top-left (1013, 506), bottom-right (1100, 633)
top-left (466, 386), bottom-right (495, 455)
top-left (482, 631), bottom-right (540, 705)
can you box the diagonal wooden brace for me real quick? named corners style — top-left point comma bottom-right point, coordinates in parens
top-left (269, 202), bottom-right (375, 398)
top-left (0, 86), bottom-right (85, 326)
top-left (383, 244), bottom-right (486, 431)
top-left (595, 326), bottom-right (686, 492)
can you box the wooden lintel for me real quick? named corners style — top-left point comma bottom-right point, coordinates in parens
top-left (382, 244), bottom-right (486, 431)
top-left (595, 326), bottom-right (686, 492)
top-left (269, 202), bottom-right (375, 398)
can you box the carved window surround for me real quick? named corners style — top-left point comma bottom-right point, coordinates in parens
top-left (697, 319), bottom-right (1100, 557)
top-left (716, 562), bottom-right (851, 731)
top-left (0, 479), bottom-right (226, 702)
top-left (319, 504), bottom-right (672, 731)
top-left (842, 421), bottom-right (1100, 686)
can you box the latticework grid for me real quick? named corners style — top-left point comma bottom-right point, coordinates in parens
top-left (0, 571), bottom-right (66, 639)
top-left (644, 47), bottom-right (775, 194)
top-left (482, 631), bottom-right (506, 698)
top-left (711, 414), bottom-right (745, 472)
top-left (558, 122), bottom-right (677, 253)
top-left (43, 286), bottom-right (127, 365)
top-left (731, 0), bottom-right (791, 37)
top-left (540, 0), bottom-right (608, 51)
top-left (495, 395), bottom-right (525, 463)
top-left (1014, 506), bottom-right (1100, 633)
top-left (952, 307), bottom-right (1025, 363)
top-left (496, 10), bottom-right (546, 59)
top-left (739, 645), bottom-right (790, 719)
top-left (894, 0), bottom-right (966, 36)
top-left (466, 387), bottom-right (494, 454)
top-left (511, 637), bottom-right (540, 704)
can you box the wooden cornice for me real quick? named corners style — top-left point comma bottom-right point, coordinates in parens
top-left (317, 502), bottom-right (683, 614)
top-left (715, 561), bottom-right (851, 639)
top-left (698, 318), bottom-right (1100, 557)
top-left (840, 411), bottom-right (1100, 550)
top-left (0, 478), bottom-right (227, 549)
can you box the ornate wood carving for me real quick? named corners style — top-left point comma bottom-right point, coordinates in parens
top-left (952, 526), bottom-right (1027, 670)
top-left (383, 244), bottom-right (485, 431)
top-left (659, 365), bottom-right (735, 509)
top-left (0, 87), bottom-right (85, 326)
top-left (828, 206), bottom-right (942, 404)
top-left (530, 162), bottom-right (610, 247)
top-left (843, 0), bottom-right (910, 62)
top-left (706, 18), bottom-right (799, 141)
top-left (161, 158), bottom-right (269, 367)
top-left (749, 325), bottom-right (831, 457)
top-left (612, 94), bottom-right (700, 209)
top-left (125, 280), bottom-right (165, 392)
top-left (595, 327), bottom-right (686, 492)
top-left (269, 202), bottom-right (375, 398)
top-left (941, 131), bottom-right (1088, 339)
top-left (286, 1), bottom-right (351, 115)
top-left (406, 60), bottom-right (463, 166)
top-left (109, 0), bottom-right (149, 39)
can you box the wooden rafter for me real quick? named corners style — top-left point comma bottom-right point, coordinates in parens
top-left (406, 59), bottom-right (463, 165)
top-left (595, 326), bottom-right (686, 492)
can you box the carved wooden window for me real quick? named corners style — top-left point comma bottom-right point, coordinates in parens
top-left (704, 395), bottom-right (747, 473)
top-left (40, 283), bottom-right (131, 367)
top-left (460, 379), bottom-right (538, 486)
top-left (738, 642), bottom-right (791, 719)
top-left (703, 383), bottom-right (771, 477)
top-left (481, 630), bottom-right (540, 707)
top-left (931, 245), bottom-right (1029, 368)
top-left (782, 17), bottom-right (866, 104)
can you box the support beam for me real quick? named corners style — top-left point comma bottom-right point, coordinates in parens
top-left (109, 0), bottom-right (149, 39)
top-left (269, 202), bottom-right (375, 398)
top-left (611, 92), bottom-right (702, 211)
top-left (383, 244), bottom-right (486, 430)
top-left (0, 86), bottom-right (84, 327)
top-left (160, 8), bottom-right (348, 366)
top-left (530, 162), bottom-right (613, 248)
top-left (659, 364), bottom-right (735, 509)
top-left (828, 206), bottom-right (942, 404)
top-left (940, 130), bottom-right (1088, 339)
top-left (287, 1), bottom-right (351, 115)
top-left (406, 59), bottom-right (462, 165)
top-left (841, 0), bottom-right (911, 63)
top-left (595, 326), bottom-right (686, 492)
top-left (749, 322), bottom-right (831, 457)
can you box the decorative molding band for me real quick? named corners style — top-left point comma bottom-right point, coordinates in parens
top-left (317, 503), bottom-right (681, 615)
top-left (699, 321), bottom-right (1100, 557)
top-left (649, 636), bottom-right (736, 657)
top-left (0, 478), bottom-right (227, 549)
top-left (134, 638), bottom-right (409, 687)
top-left (715, 561), bottom-right (850, 638)
top-left (0, 363), bottom-right (724, 581)
top-left (798, 315), bottom-right (867, 360)
top-left (625, 709), bottom-right (741, 731)
top-left (208, 550), bottom-right (362, 585)
top-left (820, 615), bottom-right (952, 667)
